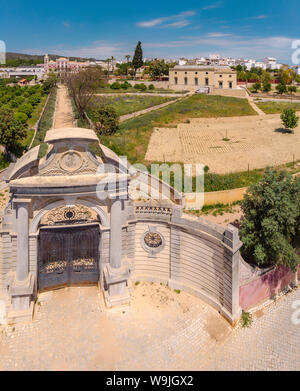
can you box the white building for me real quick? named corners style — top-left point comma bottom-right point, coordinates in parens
top-left (264, 57), bottom-right (281, 70)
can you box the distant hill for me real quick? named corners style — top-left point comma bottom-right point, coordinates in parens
top-left (3, 52), bottom-right (99, 66)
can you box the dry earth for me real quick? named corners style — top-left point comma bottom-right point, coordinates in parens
top-left (146, 113), bottom-right (300, 174)
top-left (53, 84), bottom-right (74, 128)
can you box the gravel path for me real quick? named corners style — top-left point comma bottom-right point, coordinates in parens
top-left (53, 84), bottom-right (74, 129)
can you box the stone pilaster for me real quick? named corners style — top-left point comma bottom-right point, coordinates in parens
top-left (222, 224), bottom-right (243, 326)
top-left (7, 199), bottom-right (34, 323)
top-left (103, 197), bottom-right (130, 307)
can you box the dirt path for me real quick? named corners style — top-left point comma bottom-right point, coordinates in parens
top-left (53, 84), bottom-right (74, 129)
top-left (247, 97), bottom-right (266, 116)
top-left (120, 96), bottom-right (185, 122)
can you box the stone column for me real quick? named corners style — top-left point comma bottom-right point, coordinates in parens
top-left (7, 199), bottom-right (34, 323)
top-left (223, 224), bottom-right (243, 326)
top-left (109, 198), bottom-right (122, 269)
top-left (16, 201), bottom-right (29, 281)
top-left (103, 197), bottom-right (130, 307)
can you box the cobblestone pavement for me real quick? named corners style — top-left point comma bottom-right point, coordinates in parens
top-left (0, 283), bottom-right (299, 371)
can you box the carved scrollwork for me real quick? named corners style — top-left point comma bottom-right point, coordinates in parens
top-left (41, 204), bottom-right (97, 226)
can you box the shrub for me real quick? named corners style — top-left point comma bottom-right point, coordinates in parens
top-left (110, 82), bottom-right (121, 90)
top-left (14, 112), bottom-right (28, 123)
top-left (28, 93), bottom-right (41, 106)
top-left (92, 106), bottom-right (119, 136)
top-left (139, 83), bottom-right (147, 91)
top-left (18, 103), bottom-right (33, 117)
top-left (241, 311), bottom-right (252, 328)
top-left (148, 84), bottom-right (155, 90)
top-left (121, 81), bottom-right (131, 89)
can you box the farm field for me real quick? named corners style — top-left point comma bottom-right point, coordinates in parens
top-left (88, 94), bottom-right (176, 117)
top-left (146, 113), bottom-right (300, 174)
top-left (100, 94), bottom-right (257, 164)
top-left (255, 100), bottom-right (300, 114)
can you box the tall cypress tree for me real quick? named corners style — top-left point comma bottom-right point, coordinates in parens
top-left (132, 41), bottom-right (143, 77)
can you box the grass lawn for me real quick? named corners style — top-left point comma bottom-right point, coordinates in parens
top-left (22, 94), bottom-right (49, 148)
top-left (256, 101), bottom-right (300, 114)
top-left (31, 87), bottom-right (57, 154)
top-left (100, 94), bottom-right (257, 165)
top-left (97, 86), bottom-right (187, 94)
top-left (88, 95), bottom-right (177, 117)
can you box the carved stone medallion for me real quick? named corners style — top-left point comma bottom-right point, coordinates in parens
top-left (59, 150), bottom-right (83, 173)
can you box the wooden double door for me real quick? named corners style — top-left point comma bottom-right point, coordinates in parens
top-left (38, 225), bottom-right (100, 291)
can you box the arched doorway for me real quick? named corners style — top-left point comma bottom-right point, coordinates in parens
top-left (37, 204), bottom-right (102, 292)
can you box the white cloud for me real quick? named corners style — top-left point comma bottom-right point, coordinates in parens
top-left (202, 2), bottom-right (223, 10)
top-left (206, 33), bottom-right (233, 37)
top-left (143, 35), bottom-right (296, 63)
top-left (248, 15), bottom-right (269, 20)
top-left (137, 10), bottom-right (195, 28)
top-left (63, 21), bottom-right (71, 29)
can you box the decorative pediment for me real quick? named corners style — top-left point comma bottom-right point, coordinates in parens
top-left (40, 204), bottom-right (98, 226)
top-left (38, 149), bottom-right (99, 177)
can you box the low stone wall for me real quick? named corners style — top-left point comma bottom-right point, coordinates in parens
top-left (185, 187), bottom-right (247, 208)
top-left (210, 88), bottom-right (248, 98)
top-left (128, 202), bottom-right (242, 324)
top-left (239, 260), bottom-right (300, 310)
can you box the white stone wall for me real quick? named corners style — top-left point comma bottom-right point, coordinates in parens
top-left (132, 222), bottom-right (170, 282)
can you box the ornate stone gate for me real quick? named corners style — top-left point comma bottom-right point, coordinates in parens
top-left (0, 127), bottom-right (243, 326)
top-left (38, 225), bottom-right (100, 291)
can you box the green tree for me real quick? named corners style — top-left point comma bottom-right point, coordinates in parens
top-left (252, 82), bottom-right (261, 93)
top-left (42, 72), bottom-right (58, 92)
top-left (92, 106), bottom-right (119, 136)
top-left (276, 83), bottom-right (287, 94)
top-left (240, 168), bottom-right (300, 271)
top-left (288, 86), bottom-right (297, 94)
top-left (132, 41), bottom-right (143, 78)
top-left (262, 82), bottom-right (272, 92)
top-left (149, 60), bottom-right (169, 80)
top-left (281, 108), bottom-right (299, 133)
top-left (0, 108), bottom-right (27, 155)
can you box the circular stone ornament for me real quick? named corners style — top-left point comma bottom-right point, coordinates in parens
top-left (60, 150), bottom-right (83, 173)
top-left (142, 227), bottom-right (165, 257)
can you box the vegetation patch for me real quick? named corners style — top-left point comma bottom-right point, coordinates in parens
top-left (256, 101), bottom-right (300, 114)
top-left (100, 94), bottom-right (257, 165)
top-left (88, 95), bottom-right (176, 117)
top-left (31, 87), bottom-right (57, 149)
top-left (241, 311), bottom-right (253, 328)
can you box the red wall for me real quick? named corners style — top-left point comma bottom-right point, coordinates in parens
top-left (240, 265), bottom-right (300, 310)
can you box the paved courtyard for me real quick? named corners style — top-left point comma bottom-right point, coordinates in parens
top-left (0, 282), bottom-right (300, 371)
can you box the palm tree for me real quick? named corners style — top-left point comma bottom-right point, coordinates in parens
top-left (106, 58), bottom-right (111, 73)
top-left (125, 55), bottom-right (131, 64)
top-left (111, 56), bottom-right (115, 73)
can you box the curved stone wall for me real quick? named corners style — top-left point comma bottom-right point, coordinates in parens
top-left (128, 203), bottom-right (242, 324)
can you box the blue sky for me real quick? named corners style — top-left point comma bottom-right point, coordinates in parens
top-left (0, 0), bottom-right (299, 63)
